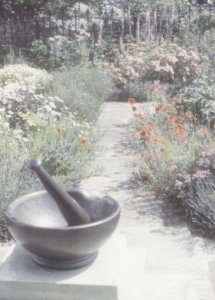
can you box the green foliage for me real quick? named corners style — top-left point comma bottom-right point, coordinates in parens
top-left (52, 65), bottom-right (113, 122)
top-left (27, 37), bottom-right (89, 70)
top-left (28, 121), bottom-right (93, 183)
top-left (178, 77), bottom-right (215, 126)
top-left (0, 46), bottom-right (11, 66)
top-left (0, 64), bottom-right (51, 89)
top-left (185, 175), bottom-right (215, 237)
top-left (90, 0), bottom-right (187, 11)
top-left (123, 80), bottom-right (151, 102)
top-left (199, 28), bottom-right (215, 77)
top-left (0, 151), bottom-right (41, 215)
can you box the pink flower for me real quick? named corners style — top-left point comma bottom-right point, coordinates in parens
top-left (192, 170), bottom-right (210, 179)
top-left (175, 180), bottom-right (183, 189)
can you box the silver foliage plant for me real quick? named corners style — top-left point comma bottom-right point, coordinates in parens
top-left (185, 174), bottom-right (215, 236)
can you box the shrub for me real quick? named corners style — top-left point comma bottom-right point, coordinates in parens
top-left (0, 65), bottom-right (68, 135)
top-left (28, 34), bottom-right (90, 70)
top-left (0, 64), bottom-right (52, 90)
top-left (101, 41), bottom-right (202, 101)
top-left (178, 76), bottom-right (215, 126)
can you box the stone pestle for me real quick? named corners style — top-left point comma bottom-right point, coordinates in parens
top-left (28, 158), bottom-right (91, 226)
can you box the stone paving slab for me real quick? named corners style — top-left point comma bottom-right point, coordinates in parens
top-left (0, 230), bottom-right (155, 300)
top-left (0, 282), bottom-right (117, 300)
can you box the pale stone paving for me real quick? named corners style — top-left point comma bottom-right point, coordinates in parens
top-left (80, 102), bottom-right (215, 300)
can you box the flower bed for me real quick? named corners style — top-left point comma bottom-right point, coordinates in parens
top-left (129, 97), bottom-right (215, 237)
top-left (100, 41), bottom-right (202, 101)
top-left (0, 64), bottom-right (112, 243)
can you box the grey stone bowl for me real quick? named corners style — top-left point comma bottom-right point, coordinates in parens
top-left (5, 188), bottom-right (120, 270)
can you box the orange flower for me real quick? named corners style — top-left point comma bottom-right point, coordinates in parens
top-left (55, 127), bottom-right (62, 134)
top-left (146, 121), bottom-right (154, 128)
top-left (150, 138), bottom-right (160, 145)
top-left (146, 153), bottom-right (153, 161)
top-left (132, 106), bottom-right (137, 112)
top-left (155, 103), bottom-right (163, 112)
top-left (128, 98), bottom-right (136, 105)
top-left (155, 103), bottom-right (171, 113)
top-left (134, 113), bottom-right (144, 120)
top-left (149, 83), bottom-right (158, 97)
top-left (198, 127), bottom-right (208, 136)
top-left (167, 115), bottom-right (184, 124)
top-left (169, 98), bottom-right (182, 104)
top-left (80, 138), bottom-right (89, 145)
top-left (164, 105), bottom-right (171, 112)
top-left (167, 115), bottom-right (174, 124)
top-left (185, 111), bottom-right (193, 118)
top-left (174, 123), bottom-right (186, 140)
top-left (174, 116), bottom-right (184, 124)
top-left (140, 129), bottom-right (147, 137)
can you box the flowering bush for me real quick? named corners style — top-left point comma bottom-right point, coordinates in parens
top-left (145, 43), bottom-right (201, 83)
top-left (129, 96), bottom-right (215, 235)
top-left (0, 64), bottom-right (52, 90)
top-left (101, 42), bottom-right (202, 100)
top-left (0, 65), bottom-right (71, 135)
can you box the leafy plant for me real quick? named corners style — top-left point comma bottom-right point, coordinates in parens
top-left (28, 35), bottom-right (89, 70)
top-left (0, 64), bottom-right (52, 90)
top-left (0, 65), bottom-right (66, 135)
top-left (28, 120), bottom-right (93, 183)
top-left (185, 175), bottom-right (215, 238)
top-left (178, 76), bottom-right (215, 126)
top-left (0, 62), bottom-right (111, 223)
top-left (52, 65), bottom-right (113, 122)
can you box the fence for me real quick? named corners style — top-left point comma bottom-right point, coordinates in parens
top-left (0, 4), bottom-right (214, 49)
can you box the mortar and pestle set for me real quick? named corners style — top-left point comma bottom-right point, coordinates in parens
top-left (5, 159), bottom-right (120, 270)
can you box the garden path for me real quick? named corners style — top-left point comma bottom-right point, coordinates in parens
top-left (80, 101), bottom-right (215, 300)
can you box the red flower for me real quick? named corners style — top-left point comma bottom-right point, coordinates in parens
top-left (169, 98), bottom-right (182, 104)
top-left (134, 113), bottom-right (144, 120)
top-left (128, 98), bottom-right (136, 105)
top-left (80, 138), bottom-right (89, 145)
top-left (140, 129), bottom-right (147, 137)
top-left (149, 84), bottom-right (158, 97)
top-left (198, 127), bottom-right (208, 136)
top-left (184, 111), bottom-right (193, 118)
top-left (55, 127), bottom-right (62, 134)
top-left (146, 153), bottom-right (153, 161)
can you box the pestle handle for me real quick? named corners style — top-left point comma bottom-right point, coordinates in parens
top-left (29, 159), bottom-right (91, 225)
